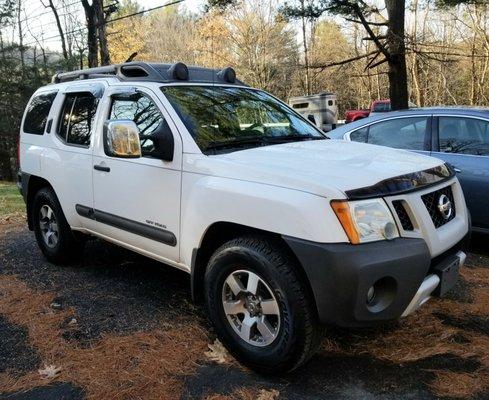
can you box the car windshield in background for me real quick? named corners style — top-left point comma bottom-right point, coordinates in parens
top-left (161, 86), bottom-right (325, 154)
top-left (372, 102), bottom-right (391, 112)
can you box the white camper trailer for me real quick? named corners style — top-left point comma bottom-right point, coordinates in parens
top-left (288, 92), bottom-right (338, 132)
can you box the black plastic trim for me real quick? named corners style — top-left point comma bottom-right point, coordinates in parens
top-left (75, 204), bottom-right (177, 246)
top-left (345, 163), bottom-right (455, 200)
top-left (284, 236), bottom-right (433, 327)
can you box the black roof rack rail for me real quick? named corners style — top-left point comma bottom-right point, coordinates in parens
top-left (51, 62), bottom-right (246, 86)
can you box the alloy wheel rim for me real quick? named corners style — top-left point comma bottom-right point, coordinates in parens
top-left (221, 269), bottom-right (281, 347)
top-left (39, 205), bottom-right (59, 248)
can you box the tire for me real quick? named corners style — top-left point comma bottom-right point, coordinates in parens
top-left (204, 236), bottom-right (322, 373)
top-left (32, 187), bottom-right (84, 264)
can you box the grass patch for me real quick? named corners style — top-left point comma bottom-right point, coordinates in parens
top-left (0, 181), bottom-right (24, 217)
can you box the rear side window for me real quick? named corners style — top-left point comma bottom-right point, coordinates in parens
top-left (367, 117), bottom-right (428, 150)
top-left (439, 116), bottom-right (489, 156)
top-left (58, 93), bottom-right (99, 146)
top-left (23, 91), bottom-right (57, 135)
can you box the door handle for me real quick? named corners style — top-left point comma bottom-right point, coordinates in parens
top-left (453, 167), bottom-right (462, 173)
top-left (94, 164), bottom-right (110, 172)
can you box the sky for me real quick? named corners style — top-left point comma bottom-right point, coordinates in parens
top-left (4, 0), bottom-right (207, 52)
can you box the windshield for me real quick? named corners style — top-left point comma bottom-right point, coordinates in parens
top-left (372, 102), bottom-right (391, 112)
top-left (161, 86), bottom-right (325, 154)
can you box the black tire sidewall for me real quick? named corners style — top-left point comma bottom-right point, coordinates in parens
top-left (32, 188), bottom-right (76, 263)
top-left (205, 240), bottom-right (313, 372)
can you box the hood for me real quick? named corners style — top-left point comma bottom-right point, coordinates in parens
top-left (183, 140), bottom-right (444, 198)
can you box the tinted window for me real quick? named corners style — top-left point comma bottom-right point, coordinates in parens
top-left (372, 102), bottom-right (391, 112)
top-left (328, 100), bottom-right (333, 106)
top-left (110, 94), bottom-right (164, 157)
top-left (58, 93), bottom-right (98, 146)
top-left (162, 86), bottom-right (324, 154)
top-left (367, 117), bottom-right (428, 150)
top-left (439, 116), bottom-right (489, 156)
top-left (350, 126), bottom-right (368, 142)
top-left (23, 92), bottom-right (57, 135)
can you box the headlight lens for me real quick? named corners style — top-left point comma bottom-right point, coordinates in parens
top-left (331, 199), bottom-right (399, 244)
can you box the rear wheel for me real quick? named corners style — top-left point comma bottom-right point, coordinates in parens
top-left (204, 236), bottom-right (321, 373)
top-left (32, 187), bottom-right (84, 264)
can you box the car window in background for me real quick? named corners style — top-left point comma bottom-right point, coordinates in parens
top-left (367, 117), bottom-right (428, 150)
top-left (439, 116), bottom-right (489, 156)
top-left (372, 102), bottom-right (391, 112)
top-left (349, 126), bottom-right (368, 142)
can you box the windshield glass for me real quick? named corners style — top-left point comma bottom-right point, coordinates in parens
top-left (161, 86), bottom-right (325, 154)
top-left (372, 102), bottom-right (391, 112)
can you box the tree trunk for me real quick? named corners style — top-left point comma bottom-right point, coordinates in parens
top-left (46, 0), bottom-right (68, 60)
top-left (300, 0), bottom-right (310, 95)
top-left (94, 0), bottom-right (110, 65)
top-left (385, 0), bottom-right (408, 110)
top-left (82, 0), bottom-right (98, 67)
top-left (17, 0), bottom-right (25, 75)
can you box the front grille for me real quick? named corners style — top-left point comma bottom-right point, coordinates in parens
top-left (392, 200), bottom-right (414, 231)
top-left (421, 185), bottom-right (456, 228)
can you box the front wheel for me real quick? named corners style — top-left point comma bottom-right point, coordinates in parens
top-left (32, 187), bottom-right (84, 264)
top-left (204, 236), bottom-right (321, 373)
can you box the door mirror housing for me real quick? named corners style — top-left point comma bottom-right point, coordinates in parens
top-left (144, 119), bottom-right (174, 161)
top-left (103, 120), bottom-right (142, 158)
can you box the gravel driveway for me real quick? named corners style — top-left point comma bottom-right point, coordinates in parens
top-left (0, 220), bottom-right (488, 400)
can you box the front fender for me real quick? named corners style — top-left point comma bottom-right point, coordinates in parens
top-left (179, 173), bottom-right (349, 267)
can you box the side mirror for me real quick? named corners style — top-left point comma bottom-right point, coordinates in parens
top-left (103, 120), bottom-right (141, 158)
top-left (307, 114), bottom-right (316, 125)
top-left (144, 119), bottom-right (174, 161)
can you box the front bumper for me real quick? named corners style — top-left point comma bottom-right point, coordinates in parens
top-left (284, 236), bottom-right (466, 328)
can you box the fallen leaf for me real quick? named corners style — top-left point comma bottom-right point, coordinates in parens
top-left (258, 388), bottom-right (280, 400)
top-left (205, 339), bottom-right (229, 364)
top-left (38, 364), bottom-right (62, 379)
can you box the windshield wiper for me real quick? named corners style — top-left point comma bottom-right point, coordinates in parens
top-left (205, 136), bottom-right (270, 152)
top-left (265, 134), bottom-right (327, 143)
top-left (204, 134), bottom-right (326, 154)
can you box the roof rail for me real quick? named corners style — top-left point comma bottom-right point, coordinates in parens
top-left (51, 62), bottom-right (246, 86)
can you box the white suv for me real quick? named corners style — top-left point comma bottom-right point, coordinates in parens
top-left (18, 62), bottom-right (469, 373)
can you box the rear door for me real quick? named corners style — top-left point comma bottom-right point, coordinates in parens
top-left (431, 115), bottom-right (489, 231)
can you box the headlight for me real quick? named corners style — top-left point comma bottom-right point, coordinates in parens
top-left (331, 199), bottom-right (399, 244)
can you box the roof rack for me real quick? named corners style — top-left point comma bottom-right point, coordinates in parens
top-left (51, 61), bottom-right (246, 86)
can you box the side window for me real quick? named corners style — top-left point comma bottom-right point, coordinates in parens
top-left (58, 93), bottom-right (99, 146)
top-left (349, 126), bottom-right (368, 142)
top-left (23, 91), bottom-right (57, 135)
top-left (110, 94), bottom-right (164, 157)
top-left (367, 117), bottom-right (428, 150)
top-left (439, 116), bottom-right (489, 156)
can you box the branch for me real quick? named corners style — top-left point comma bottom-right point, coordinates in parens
top-left (362, 35), bottom-right (387, 41)
top-left (352, 4), bottom-right (390, 59)
top-left (344, 17), bottom-right (387, 26)
top-left (368, 57), bottom-right (389, 69)
top-left (308, 50), bottom-right (379, 71)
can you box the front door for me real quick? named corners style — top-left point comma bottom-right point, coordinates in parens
top-left (91, 86), bottom-right (182, 262)
top-left (431, 115), bottom-right (489, 231)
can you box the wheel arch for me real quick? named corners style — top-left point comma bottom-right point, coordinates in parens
top-left (190, 221), bottom-right (318, 318)
top-left (25, 175), bottom-right (55, 230)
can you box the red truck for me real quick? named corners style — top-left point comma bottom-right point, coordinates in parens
top-left (345, 99), bottom-right (391, 123)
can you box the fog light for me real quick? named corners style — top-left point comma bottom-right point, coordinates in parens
top-left (366, 286), bottom-right (376, 304)
top-left (383, 221), bottom-right (397, 240)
